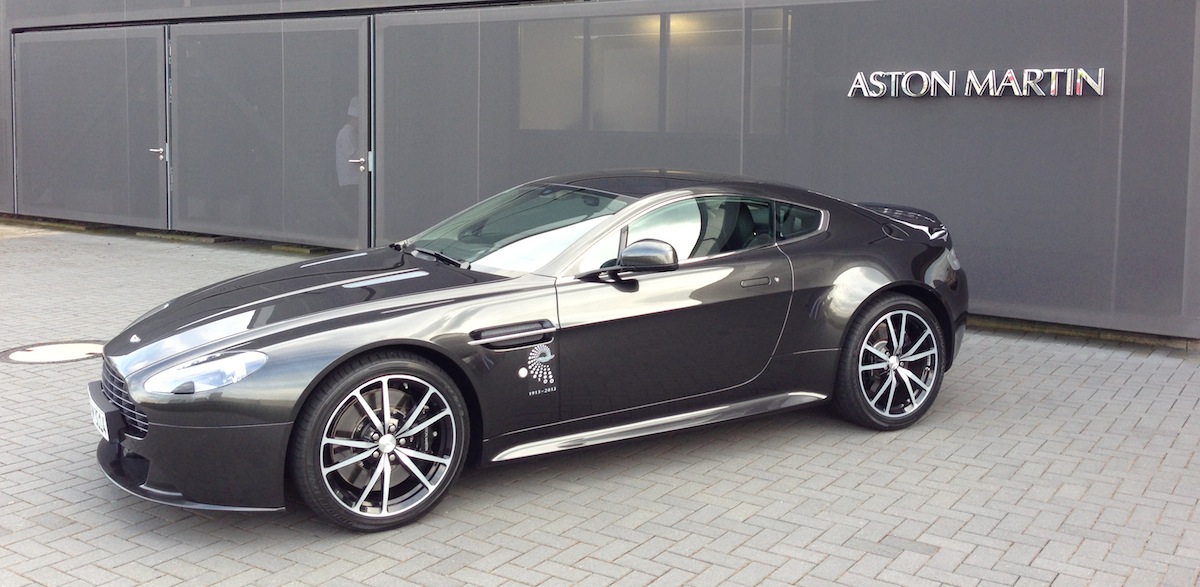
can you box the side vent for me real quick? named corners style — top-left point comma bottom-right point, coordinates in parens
top-left (469, 320), bottom-right (555, 350)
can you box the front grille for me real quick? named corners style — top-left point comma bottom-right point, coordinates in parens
top-left (101, 359), bottom-right (149, 438)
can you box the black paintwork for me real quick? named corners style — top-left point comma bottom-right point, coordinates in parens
top-left (90, 170), bottom-right (968, 510)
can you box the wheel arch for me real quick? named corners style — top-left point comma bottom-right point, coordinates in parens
top-left (844, 283), bottom-right (957, 371)
top-left (284, 341), bottom-right (486, 483)
top-left (831, 284), bottom-right (949, 430)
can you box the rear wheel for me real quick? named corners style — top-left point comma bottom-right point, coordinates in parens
top-left (290, 350), bottom-right (468, 531)
top-left (835, 294), bottom-right (943, 430)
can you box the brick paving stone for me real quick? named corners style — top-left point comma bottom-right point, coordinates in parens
top-left (3, 220), bottom-right (1200, 585)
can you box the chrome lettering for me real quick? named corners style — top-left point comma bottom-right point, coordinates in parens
top-left (964, 70), bottom-right (997, 96)
top-left (869, 71), bottom-right (888, 97)
top-left (930, 70), bottom-right (955, 96)
top-left (850, 67), bottom-right (1105, 98)
top-left (996, 69), bottom-right (1022, 96)
top-left (902, 71), bottom-right (930, 97)
top-left (1044, 68), bottom-right (1067, 95)
top-left (1023, 69), bottom-right (1046, 96)
top-left (1076, 68), bottom-right (1104, 96)
top-left (885, 71), bottom-right (905, 97)
top-left (848, 72), bottom-right (871, 97)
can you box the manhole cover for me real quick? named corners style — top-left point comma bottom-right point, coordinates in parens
top-left (1, 341), bottom-right (104, 364)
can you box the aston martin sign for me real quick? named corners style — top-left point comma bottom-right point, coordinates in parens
top-left (848, 67), bottom-right (1105, 98)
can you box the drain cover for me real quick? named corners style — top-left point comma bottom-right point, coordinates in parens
top-left (1, 341), bottom-right (104, 364)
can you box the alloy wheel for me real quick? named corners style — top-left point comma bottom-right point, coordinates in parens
top-left (856, 309), bottom-right (940, 419)
top-left (319, 373), bottom-right (457, 518)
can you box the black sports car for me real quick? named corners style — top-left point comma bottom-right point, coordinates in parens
top-left (88, 170), bottom-right (967, 531)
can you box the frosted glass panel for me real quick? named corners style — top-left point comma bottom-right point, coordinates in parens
top-left (14, 28), bottom-right (166, 227)
top-left (171, 18), bottom-right (367, 248)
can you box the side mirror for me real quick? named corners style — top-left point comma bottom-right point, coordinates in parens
top-left (577, 239), bottom-right (679, 281)
top-left (618, 239), bottom-right (678, 272)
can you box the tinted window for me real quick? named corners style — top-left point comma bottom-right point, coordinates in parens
top-left (575, 196), bottom-right (773, 272)
top-left (410, 183), bottom-right (631, 274)
top-left (688, 197), bottom-right (772, 257)
top-left (776, 202), bottom-right (823, 240)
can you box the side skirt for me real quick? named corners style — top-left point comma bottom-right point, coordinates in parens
top-left (491, 390), bottom-right (827, 462)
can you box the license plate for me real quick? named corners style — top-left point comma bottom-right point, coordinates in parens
top-left (89, 389), bottom-right (111, 442)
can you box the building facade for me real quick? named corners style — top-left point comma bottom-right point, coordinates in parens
top-left (3, 0), bottom-right (1199, 339)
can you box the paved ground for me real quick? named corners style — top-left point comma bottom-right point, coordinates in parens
top-left (1, 219), bottom-right (1198, 586)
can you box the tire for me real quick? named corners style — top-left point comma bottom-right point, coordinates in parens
top-left (290, 350), bottom-right (468, 531)
top-left (834, 294), bottom-right (944, 431)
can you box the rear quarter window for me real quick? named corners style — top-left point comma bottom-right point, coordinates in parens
top-left (777, 203), bottom-right (824, 240)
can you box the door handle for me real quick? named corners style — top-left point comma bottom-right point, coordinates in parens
top-left (740, 277), bottom-right (771, 288)
top-left (149, 147), bottom-right (165, 161)
top-left (348, 157), bottom-right (366, 172)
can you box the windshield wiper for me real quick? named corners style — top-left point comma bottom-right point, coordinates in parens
top-left (399, 243), bottom-right (470, 270)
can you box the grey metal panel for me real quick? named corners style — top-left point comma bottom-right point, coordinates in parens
top-left (0, 11), bottom-right (11, 214)
top-left (375, 11), bottom-right (481, 244)
top-left (13, 27), bottom-right (168, 228)
top-left (744, 0), bottom-right (1127, 329)
top-left (477, 0), bottom-right (742, 198)
top-left (1112, 1), bottom-right (1194, 330)
top-left (374, 1), bottom-right (746, 243)
top-left (4, 0), bottom-right (125, 26)
top-left (170, 17), bottom-right (368, 249)
top-left (4, 0), bottom-right (515, 29)
top-left (125, 0), bottom-right (284, 21)
top-left (1188, 2), bottom-right (1200, 329)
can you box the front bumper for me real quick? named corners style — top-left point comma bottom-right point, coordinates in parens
top-left (89, 380), bottom-right (290, 511)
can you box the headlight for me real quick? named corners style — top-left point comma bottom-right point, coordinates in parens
top-left (144, 351), bottom-right (268, 395)
top-left (947, 247), bottom-right (962, 271)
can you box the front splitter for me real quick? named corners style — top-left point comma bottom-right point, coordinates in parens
top-left (96, 440), bottom-right (283, 512)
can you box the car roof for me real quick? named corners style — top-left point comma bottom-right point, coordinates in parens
top-left (538, 169), bottom-right (754, 198)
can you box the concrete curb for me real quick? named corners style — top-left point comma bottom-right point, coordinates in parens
top-left (969, 314), bottom-right (1200, 353)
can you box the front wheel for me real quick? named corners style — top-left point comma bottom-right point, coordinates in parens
top-left (835, 294), bottom-right (944, 430)
top-left (290, 351), bottom-right (468, 531)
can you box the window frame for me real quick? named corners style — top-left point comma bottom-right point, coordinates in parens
top-left (774, 200), bottom-right (828, 243)
top-left (565, 193), bottom-right (829, 277)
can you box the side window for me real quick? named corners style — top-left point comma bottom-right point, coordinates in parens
top-left (689, 197), bottom-right (772, 257)
top-left (574, 199), bottom-right (703, 272)
top-left (627, 199), bottom-right (704, 257)
top-left (776, 202), bottom-right (823, 240)
top-left (573, 196), bottom-right (775, 273)
top-left (574, 230), bottom-right (622, 273)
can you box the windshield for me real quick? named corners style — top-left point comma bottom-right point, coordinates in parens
top-left (406, 183), bottom-right (633, 274)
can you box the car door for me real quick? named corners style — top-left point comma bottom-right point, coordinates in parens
top-left (553, 195), bottom-right (793, 420)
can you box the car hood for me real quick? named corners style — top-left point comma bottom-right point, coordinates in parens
top-left (105, 247), bottom-right (503, 375)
